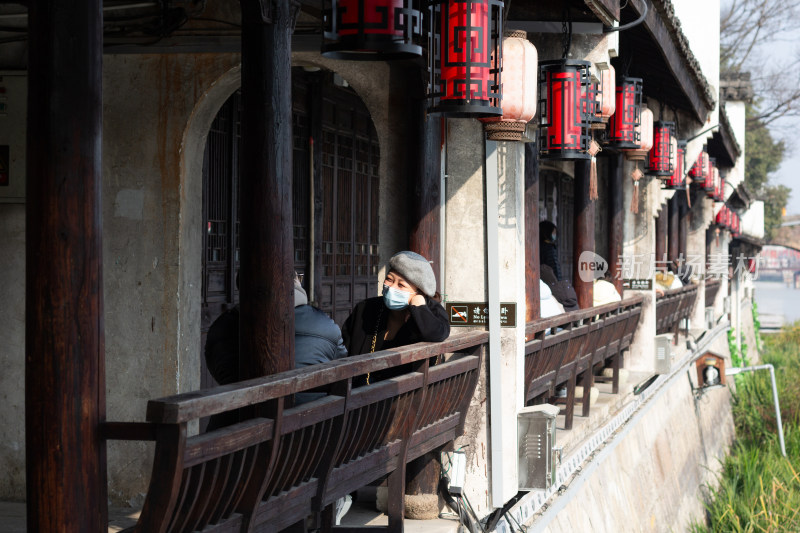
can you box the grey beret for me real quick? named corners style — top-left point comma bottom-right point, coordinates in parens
top-left (389, 251), bottom-right (436, 297)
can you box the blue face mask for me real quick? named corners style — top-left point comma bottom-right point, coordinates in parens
top-left (383, 284), bottom-right (413, 310)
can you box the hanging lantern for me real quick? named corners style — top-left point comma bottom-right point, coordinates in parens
top-left (584, 79), bottom-right (602, 128)
top-left (428, 0), bottom-right (503, 117)
top-left (597, 65), bottom-right (616, 123)
top-left (715, 205), bottom-right (726, 228)
top-left (322, 0), bottom-right (423, 60)
top-left (689, 150), bottom-right (709, 189)
top-left (666, 140), bottom-right (686, 189)
top-left (538, 59), bottom-right (593, 160)
top-left (646, 121), bottom-right (675, 176)
top-left (715, 176), bottom-right (726, 202)
top-left (705, 160), bottom-right (718, 197)
top-left (625, 106), bottom-right (653, 161)
top-left (481, 30), bottom-right (537, 141)
top-left (606, 77), bottom-right (642, 149)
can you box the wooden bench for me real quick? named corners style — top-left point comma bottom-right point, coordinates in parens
top-left (103, 331), bottom-right (487, 533)
top-left (656, 284), bottom-right (698, 337)
top-left (524, 296), bottom-right (644, 429)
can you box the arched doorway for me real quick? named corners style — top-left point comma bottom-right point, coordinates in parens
top-left (199, 67), bottom-right (381, 387)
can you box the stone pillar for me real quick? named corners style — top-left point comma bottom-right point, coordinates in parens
top-left (444, 120), bottom-right (526, 515)
top-left (26, 1), bottom-right (107, 530)
top-left (573, 160), bottom-right (595, 309)
top-left (239, 0), bottom-right (297, 379)
top-left (623, 165), bottom-right (659, 371)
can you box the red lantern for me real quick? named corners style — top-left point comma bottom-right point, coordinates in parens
top-left (689, 150), bottom-right (709, 188)
top-left (666, 140), bottom-right (686, 189)
top-left (428, 0), bottom-right (503, 117)
top-left (322, 0), bottom-right (423, 60)
top-left (606, 77), bottom-right (642, 148)
top-left (538, 59), bottom-right (593, 160)
top-left (705, 161), bottom-right (718, 197)
top-left (481, 30), bottom-right (537, 141)
top-left (646, 121), bottom-right (675, 176)
top-left (716, 205), bottom-right (726, 228)
top-left (715, 176), bottom-right (725, 202)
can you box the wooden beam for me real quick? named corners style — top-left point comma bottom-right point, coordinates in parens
top-left (608, 153), bottom-right (624, 294)
top-left (239, 0), bottom-right (298, 379)
top-left (668, 194), bottom-right (679, 265)
top-left (624, 0), bottom-right (712, 123)
top-left (656, 204), bottom-right (668, 270)
top-left (25, 1), bottom-right (107, 530)
top-left (525, 142), bottom-right (541, 322)
top-left (573, 160), bottom-right (594, 309)
top-left (409, 68), bottom-right (442, 290)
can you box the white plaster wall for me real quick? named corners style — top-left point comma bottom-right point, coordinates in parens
top-left (540, 332), bottom-right (734, 533)
top-left (741, 201), bottom-right (764, 239)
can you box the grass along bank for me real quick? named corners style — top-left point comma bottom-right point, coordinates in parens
top-left (692, 319), bottom-right (800, 532)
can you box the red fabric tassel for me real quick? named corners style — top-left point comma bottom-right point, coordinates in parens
top-left (685, 176), bottom-right (692, 208)
top-left (630, 166), bottom-right (643, 214)
top-left (589, 140), bottom-right (601, 201)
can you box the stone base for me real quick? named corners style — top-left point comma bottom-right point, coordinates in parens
top-left (375, 487), bottom-right (442, 519)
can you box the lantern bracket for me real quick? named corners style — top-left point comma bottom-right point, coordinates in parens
top-left (505, 21), bottom-right (603, 34)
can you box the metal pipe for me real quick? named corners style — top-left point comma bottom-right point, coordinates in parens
top-left (726, 364), bottom-right (787, 457)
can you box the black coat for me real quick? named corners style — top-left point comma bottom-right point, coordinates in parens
top-left (342, 295), bottom-right (450, 385)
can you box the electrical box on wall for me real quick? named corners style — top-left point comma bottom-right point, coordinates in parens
top-left (517, 404), bottom-right (560, 491)
top-left (0, 72), bottom-right (26, 203)
top-left (655, 334), bottom-right (673, 374)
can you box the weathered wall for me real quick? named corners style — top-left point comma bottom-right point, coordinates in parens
top-left (540, 331), bottom-right (734, 533)
top-left (0, 50), bottom-right (411, 504)
top-left (0, 204), bottom-right (25, 500)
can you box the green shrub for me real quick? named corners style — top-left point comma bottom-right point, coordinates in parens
top-left (693, 322), bottom-right (800, 532)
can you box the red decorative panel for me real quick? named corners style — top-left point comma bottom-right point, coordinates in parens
top-left (428, 0), bottom-right (502, 117)
top-left (646, 121), bottom-right (674, 176)
top-left (323, 0), bottom-right (423, 59)
top-left (538, 60), bottom-right (592, 160)
top-left (606, 77), bottom-right (642, 148)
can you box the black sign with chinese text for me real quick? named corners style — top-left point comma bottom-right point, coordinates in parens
top-left (446, 302), bottom-right (516, 327)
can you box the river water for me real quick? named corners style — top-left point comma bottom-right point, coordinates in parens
top-left (754, 280), bottom-right (800, 328)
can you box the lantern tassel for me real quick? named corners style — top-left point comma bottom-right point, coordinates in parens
top-left (589, 140), bottom-right (601, 201)
top-left (685, 176), bottom-right (692, 208)
top-left (630, 166), bottom-right (643, 214)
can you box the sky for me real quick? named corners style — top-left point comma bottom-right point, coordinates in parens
top-left (734, 10), bottom-right (800, 215)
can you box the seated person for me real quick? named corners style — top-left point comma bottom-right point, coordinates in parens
top-left (539, 221), bottom-right (563, 281)
top-left (593, 271), bottom-right (622, 306)
top-left (540, 279), bottom-right (565, 318)
top-left (540, 264), bottom-right (579, 311)
top-left (204, 273), bottom-right (347, 428)
top-left (342, 251), bottom-right (449, 384)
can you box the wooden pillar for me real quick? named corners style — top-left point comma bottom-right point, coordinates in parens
top-left (608, 153), bottom-right (624, 294)
top-left (656, 205), bottom-right (668, 270)
top-left (678, 195), bottom-right (688, 262)
top-left (239, 1), bottom-right (298, 379)
top-left (525, 141), bottom-right (541, 322)
top-left (668, 194), bottom-right (679, 265)
top-left (406, 72), bottom-right (442, 509)
top-left (25, 1), bottom-right (107, 530)
top-left (573, 160), bottom-right (594, 309)
top-left (408, 72), bottom-right (442, 288)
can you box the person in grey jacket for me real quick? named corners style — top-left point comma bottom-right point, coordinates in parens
top-left (204, 274), bottom-right (347, 428)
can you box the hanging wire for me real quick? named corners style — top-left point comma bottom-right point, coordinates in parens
top-left (561, 4), bottom-right (572, 59)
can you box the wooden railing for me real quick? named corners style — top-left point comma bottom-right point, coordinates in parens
top-left (103, 331), bottom-right (487, 533)
top-left (523, 296), bottom-right (644, 429)
top-left (705, 278), bottom-right (721, 308)
top-left (656, 284), bottom-right (698, 336)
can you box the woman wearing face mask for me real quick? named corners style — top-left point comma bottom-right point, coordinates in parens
top-left (341, 251), bottom-right (450, 381)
